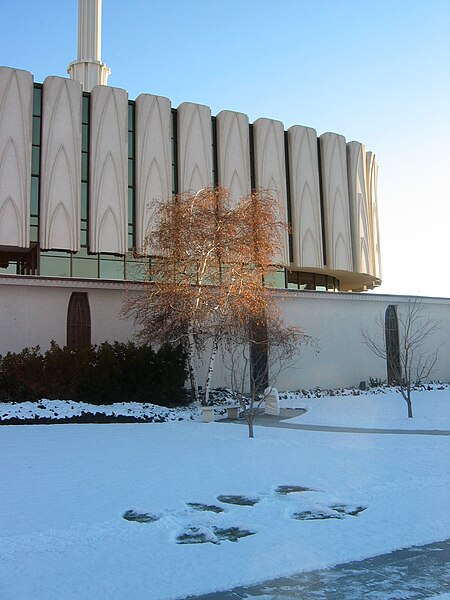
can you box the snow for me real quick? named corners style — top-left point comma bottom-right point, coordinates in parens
top-left (0, 398), bottom-right (196, 422)
top-left (281, 385), bottom-right (450, 430)
top-left (1, 387), bottom-right (449, 599)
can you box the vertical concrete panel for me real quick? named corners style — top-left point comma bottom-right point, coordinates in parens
top-left (177, 102), bottom-right (212, 194)
top-left (320, 132), bottom-right (353, 271)
top-left (40, 77), bottom-right (82, 251)
top-left (288, 125), bottom-right (323, 268)
top-left (89, 85), bottom-right (128, 254)
top-left (0, 67), bottom-right (33, 248)
top-left (216, 110), bottom-right (251, 203)
top-left (135, 94), bottom-right (172, 252)
top-left (253, 118), bottom-right (289, 266)
top-left (347, 141), bottom-right (371, 275)
top-left (367, 151), bottom-right (382, 279)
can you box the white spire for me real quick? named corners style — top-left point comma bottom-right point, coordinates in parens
top-left (67, 0), bottom-right (110, 92)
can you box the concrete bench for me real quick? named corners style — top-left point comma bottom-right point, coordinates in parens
top-left (201, 405), bottom-right (241, 423)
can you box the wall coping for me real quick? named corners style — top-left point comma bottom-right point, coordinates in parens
top-left (1, 274), bottom-right (449, 304)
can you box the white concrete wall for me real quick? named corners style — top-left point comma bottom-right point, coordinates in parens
top-left (288, 125), bottom-right (323, 269)
top-left (40, 76), bottom-right (82, 251)
top-left (367, 152), bottom-right (382, 280)
top-left (177, 102), bottom-right (212, 194)
top-left (347, 141), bottom-right (371, 276)
top-left (320, 132), bottom-right (353, 271)
top-left (1, 278), bottom-right (448, 391)
top-left (279, 291), bottom-right (450, 389)
top-left (253, 118), bottom-right (289, 266)
top-left (0, 278), bottom-right (132, 353)
top-left (216, 110), bottom-right (251, 203)
top-left (89, 85), bottom-right (128, 254)
top-left (135, 93), bottom-right (172, 252)
top-left (0, 67), bottom-right (33, 248)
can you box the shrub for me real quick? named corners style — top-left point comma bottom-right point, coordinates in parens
top-left (0, 341), bottom-right (189, 406)
top-left (369, 376), bottom-right (385, 388)
top-left (0, 346), bottom-right (45, 402)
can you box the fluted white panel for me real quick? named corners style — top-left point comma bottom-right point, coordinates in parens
top-left (320, 133), bottom-right (353, 271)
top-left (40, 77), bottom-right (82, 251)
top-left (367, 151), bottom-right (382, 279)
top-left (347, 141), bottom-right (371, 275)
top-left (216, 110), bottom-right (251, 203)
top-left (0, 67), bottom-right (33, 248)
top-left (253, 118), bottom-right (289, 266)
top-left (135, 94), bottom-right (172, 252)
top-left (177, 102), bottom-right (212, 194)
top-left (288, 125), bottom-right (323, 268)
top-left (89, 85), bottom-right (128, 254)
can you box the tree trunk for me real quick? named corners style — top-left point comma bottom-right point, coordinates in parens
top-left (400, 385), bottom-right (414, 418)
top-left (247, 414), bottom-right (254, 438)
top-left (406, 394), bottom-right (413, 418)
top-left (187, 327), bottom-right (199, 403)
top-left (204, 336), bottom-right (219, 406)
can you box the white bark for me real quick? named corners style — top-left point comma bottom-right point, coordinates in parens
top-left (187, 326), bottom-right (199, 402)
top-left (204, 335), bottom-right (219, 406)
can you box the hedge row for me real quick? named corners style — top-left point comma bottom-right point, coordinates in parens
top-left (0, 341), bottom-right (188, 406)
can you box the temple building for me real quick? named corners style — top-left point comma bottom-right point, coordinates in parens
top-left (1, 0), bottom-right (448, 389)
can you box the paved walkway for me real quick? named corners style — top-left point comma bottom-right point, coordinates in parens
top-left (221, 409), bottom-right (450, 436)
top-left (185, 538), bottom-right (450, 599)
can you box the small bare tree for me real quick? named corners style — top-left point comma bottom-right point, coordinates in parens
top-left (122, 187), bottom-right (288, 405)
top-left (362, 298), bottom-right (440, 418)
top-left (223, 307), bottom-right (315, 438)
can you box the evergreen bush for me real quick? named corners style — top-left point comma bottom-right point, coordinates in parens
top-left (0, 341), bottom-right (188, 406)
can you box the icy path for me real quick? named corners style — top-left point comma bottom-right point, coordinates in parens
top-left (187, 537), bottom-right (450, 599)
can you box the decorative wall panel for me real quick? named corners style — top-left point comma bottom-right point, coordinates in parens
top-left (135, 93), bottom-right (171, 252)
top-left (367, 152), bottom-right (382, 279)
top-left (347, 141), bottom-right (371, 275)
top-left (40, 77), bottom-right (82, 251)
top-left (253, 118), bottom-right (289, 266)
top-left (89, 85), bottom-right (128, 254)
top-left (0, 67), bottom-right (33, 248)
top-left (216, 110), bottom-right (251, 203)
top-left (320, 133), bottom-right (353, 272)
top-left (287, 125), bottom-right (323, 268)
top-left (177, 102), bottom-right (212, 194)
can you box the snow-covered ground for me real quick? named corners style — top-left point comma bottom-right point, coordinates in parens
top-left (0, 397), bottom-right (196, 423)
top-left (283, 384), bottom-right (450, 430)
top-left (1, 387), bottom-right (449, 599)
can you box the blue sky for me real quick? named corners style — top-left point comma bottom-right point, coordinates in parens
top-left (1, 0), bottom-right (449, 297)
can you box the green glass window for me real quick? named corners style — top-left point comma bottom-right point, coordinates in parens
top-left (82, 124), bottom-right (89, 152)
top-left (264, 270), bottom-right (286, 289)
top-left (30, 178), bottom-right (39, 215)
top-left (32, 116), bottom-right (41, 145)
top-left (31, 146), bottom-right (40, 176)
top-left (82, 96), bottom-right (89, 124)
top-left (81, 183), bottom-right (88, 220)
top-left (127, 103), bottom-right (134, 130)
top-left (100, 257), bottom-right (125, 280)
top-left (128, 158), bottom-right (133, 186)
top-left (128, 131), bottom-right (134, 158)
top-left (0, 260), bottom-right (18, 274)
top-left (72, 257), bottom-right (99, 279)
top-left (40, 255), bottom-right (71, 278)
top-left (81, 153), bottom-right (88, 182)
top-left (125, 257), bottom-right (147, 281)
top-left (30, 225), bottom-right (38, 243)
top-left (33, 87), bottom-right (42, 116)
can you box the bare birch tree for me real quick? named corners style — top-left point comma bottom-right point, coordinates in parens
top-left (122, 187), bottom-right (288, 405)
top-left (362, 298), bottom-right (440, 418)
